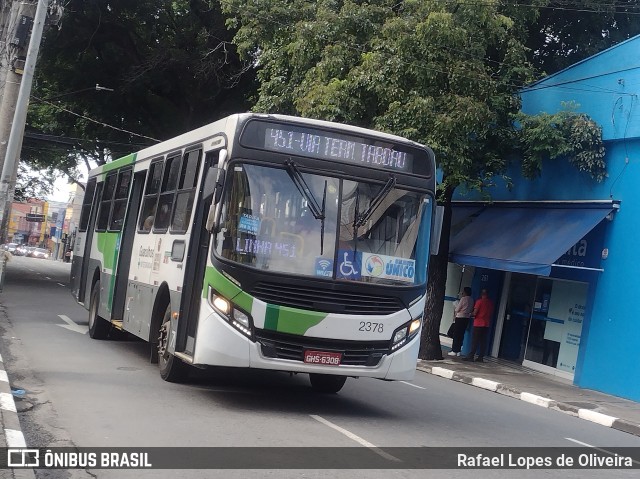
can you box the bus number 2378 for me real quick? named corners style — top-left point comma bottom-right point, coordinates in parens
top-left (359, 322), bottom-right (384, 333)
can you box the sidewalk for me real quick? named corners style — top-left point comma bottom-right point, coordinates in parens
top-left (0, 352), bottom-right (24, 448)
top-left (417, 351), bottom-right (640, 438)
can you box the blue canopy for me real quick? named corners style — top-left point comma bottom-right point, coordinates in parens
top-left (449, 205), bottom-right (613, 276)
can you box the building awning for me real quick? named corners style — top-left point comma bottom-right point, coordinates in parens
top-left (449, 203), bottom-right (615, 276)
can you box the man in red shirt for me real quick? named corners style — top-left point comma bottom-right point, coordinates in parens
top-left (462, 289), bottom-right (495, 362)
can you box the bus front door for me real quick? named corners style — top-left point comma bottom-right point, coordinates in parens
top-left (112, 171), bottom-right (145, 320)
top-left (77, 182), bottom-right (103, 306)
top-left (175, 151), bottom-right (218, 356)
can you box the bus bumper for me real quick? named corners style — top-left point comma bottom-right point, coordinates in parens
top-left (249, 333), bottom-right (420, 381)
top-left (193, 311), bottom-right (420, 381)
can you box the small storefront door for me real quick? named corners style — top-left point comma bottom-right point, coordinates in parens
top-left (498, 273), bottom-right (536, 362)
top-left (523, 278), bottom-right (588, 378)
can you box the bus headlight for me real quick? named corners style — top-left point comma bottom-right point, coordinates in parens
top-left (390, 318), bottom-right (422, 352)
top-left (212, 295), bottom-right (230, 315)
top-left (208, 288), bottom-right (254, 339)
top-left (232, 309), bottom-right (252, 336)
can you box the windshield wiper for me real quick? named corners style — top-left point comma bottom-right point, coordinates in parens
top-left (354, 175), bottom-right (396, 228)
top-left (284, 160), bottom-right (327, 254)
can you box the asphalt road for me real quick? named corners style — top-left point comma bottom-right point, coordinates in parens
top-left (1, 256), bottom-right (638, 479)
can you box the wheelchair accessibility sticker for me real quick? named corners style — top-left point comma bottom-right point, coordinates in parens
top-left (336, 250), bottom-right (362, 280)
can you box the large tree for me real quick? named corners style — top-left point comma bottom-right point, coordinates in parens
top-left (24, 0), bottom-right (635, 191)
top-left (24, 0), bottom-right (256, 185)
top-left (528, 0), bottom-right (640, 74)
top-left (221, 0), bottom-right (606, 358)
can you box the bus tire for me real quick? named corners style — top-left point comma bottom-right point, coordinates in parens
top-left (158, 305), bottom-right (188, 382)
top-left (88, 281), bottom-right (110, 339)
top-left (309, 374), bottom-right (347, 393)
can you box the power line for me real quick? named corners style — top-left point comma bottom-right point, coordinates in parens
top-left (32, 96), bottom-right (161, 143)
top-left (30, 84), bottom-right (114, 103)
top-left (24, 131), bottom-right (150, 148)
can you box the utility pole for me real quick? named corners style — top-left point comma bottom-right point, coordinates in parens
top-left (0, 0), bottom-right (46, 244)
top-left (0, 0), bottom-right (17, 105)
top-left (0, 1), bottom-right (35, 176)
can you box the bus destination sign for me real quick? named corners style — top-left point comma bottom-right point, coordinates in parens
top-left (264, 127), bottom-right (412, 173)
top-left (240, 120), bottom-right (432, 176)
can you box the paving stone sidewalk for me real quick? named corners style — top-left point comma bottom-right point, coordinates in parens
top-left (417, 356), bottom-right (640, 438)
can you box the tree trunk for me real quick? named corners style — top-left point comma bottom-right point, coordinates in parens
top-left (419, 185), bottom-right (454, 360)
top-left (69, 177), bottom-right (86, 191)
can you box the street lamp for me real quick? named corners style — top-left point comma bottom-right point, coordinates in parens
top-left (33, 84), bottom-right (114, 103)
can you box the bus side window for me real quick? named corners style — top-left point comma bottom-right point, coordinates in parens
top-left (108, 169), bottom-right (132, 231)
top-left (156, 202), bottom-right (171, 228)
top-left (96, 173), bottom-right (117, 231)
top-left (138, 159), bottom-right (163, 232)
top-left (78, 178), bottom-right (97, 232)
top-left (171, 149), bottom-right (202, 233)
top-left (142, 205), bottom-right (156, 231)
top-left (154, 154), bottom-right (181, 232)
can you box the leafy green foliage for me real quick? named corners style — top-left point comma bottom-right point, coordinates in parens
top-left (221, 0), bottom-right (609, 359)
top-left (518, 106), bottom-right (607, 182)
top-left (528, 0), bottom-right (640, 75)
top-left (222, 0), bottom-right (536, 188)
top-left (26, 0), bottom-right (256, 183)
top-left (14, 164), bottom-right (55, 202)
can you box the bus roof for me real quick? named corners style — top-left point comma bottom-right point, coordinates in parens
top-left (87, 113), bottom-right (432, 179)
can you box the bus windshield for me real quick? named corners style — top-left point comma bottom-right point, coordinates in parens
top-left (214, 162), bottom-right (431, 286)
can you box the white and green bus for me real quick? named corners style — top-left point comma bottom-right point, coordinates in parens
top-left (70, 113), bottom-right (438, 393)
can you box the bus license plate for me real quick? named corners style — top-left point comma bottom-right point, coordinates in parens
top-left (304, 350), bottom-right (342, 366)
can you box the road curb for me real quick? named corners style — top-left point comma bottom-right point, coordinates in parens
top-left (416, 363), bottom-right (640, 438)
top-left (0, 353), bottom-right (27, 448)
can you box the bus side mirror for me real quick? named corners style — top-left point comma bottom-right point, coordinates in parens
top-left (204, 169), bottom-right (226, 232)
top-left (203, 167), bottom-right (218, 200)
top-left (213, 170), bottom-right (225, 204)
top-left (202, 167), bottom-right (225, 204)
top-left (430, 205), bottom-right (444, 256)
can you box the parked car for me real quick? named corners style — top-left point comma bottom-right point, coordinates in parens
top-left (30, 248), bottom-right (49, 259)
top-left (2, 243), bottom-right (18, 253)
top-left (14, 245), bottom-right (29, 256)
top-left (24, 246), bottom-right (36, 257)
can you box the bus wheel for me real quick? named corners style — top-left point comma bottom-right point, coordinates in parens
top-left (309, 374), bottom-right (347, 393)
top-left (88, 281), bottom-right (110, 339)
top-left (158, 305), bottom-right (188, 382)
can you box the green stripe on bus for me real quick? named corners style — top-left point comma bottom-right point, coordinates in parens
top-left (96, 232), bottom-right (120, 271)
top-left (100, 153), bottom-right (137, 175)
top-left (203, 266), bottom-right (328, 335)
top-left (264, 305), bottom-right (327, 335)
top-left (264, 305), bottom-right (279, 331)
top-left (96, 232), bottom-right (121, 313)
top-left (203, 266), bottom-right (253, 312)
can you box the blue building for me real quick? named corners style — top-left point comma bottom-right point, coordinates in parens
top-left (440, 35), bottom-right (640, 402)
